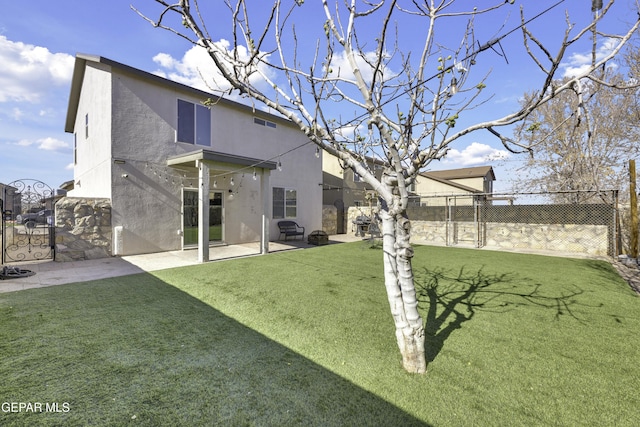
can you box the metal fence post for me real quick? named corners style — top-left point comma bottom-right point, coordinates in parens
top-left (630, 159), bottom-right (638, 259)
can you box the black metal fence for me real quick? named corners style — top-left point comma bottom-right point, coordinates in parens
top-left (1, 179), bottom-right (56, 263)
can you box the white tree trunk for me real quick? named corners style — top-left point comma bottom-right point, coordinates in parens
top-left (379, 207), bottom-right (426, 374)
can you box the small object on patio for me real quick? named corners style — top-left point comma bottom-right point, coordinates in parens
top-left (277, 220), bottom-right (305, 241)
top-left (0, 266), bottom-right (36, 280)
top-left (308, 230), bottom-right (329, 246)
top-left (353, 215), bottom-right (371, 237)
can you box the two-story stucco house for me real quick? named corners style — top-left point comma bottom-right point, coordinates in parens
top-left (64, 54), bottom-right (322, 261)
top-left (414, 166), bottom-right (495, 205)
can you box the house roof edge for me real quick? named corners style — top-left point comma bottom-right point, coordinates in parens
top-left (64, 53), bottom-right (294, 134)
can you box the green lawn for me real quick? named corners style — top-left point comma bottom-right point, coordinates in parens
top-left (1, 243), bottom-right (639, 426)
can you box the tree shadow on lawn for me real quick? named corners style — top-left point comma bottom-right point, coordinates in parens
top-left (1, 274), bottom-right (429, 427)
top-left (415, 266), bottom-right (592, 363)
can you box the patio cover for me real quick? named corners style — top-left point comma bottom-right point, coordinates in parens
top-left (168, 149), bottom-right (278, 263)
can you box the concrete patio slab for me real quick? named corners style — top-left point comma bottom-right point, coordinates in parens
top-left (0, 234), bottom-right (361, 293)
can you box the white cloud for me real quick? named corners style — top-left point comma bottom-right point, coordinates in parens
top-left (443, 142), bottom-right (509, 166)
top-left (16, 139), bottom-right (32, 147)
top-left (0, 35), bottom-right (74, 103)
top-left (11, 107), bottom-right (24, 121)
top-left (37, 137), bottom-right (70, 151)
top-left (327, 50), bottom-right (394, 84)
top-left (562, 37), bottom-right (619, 78)
top-left (65, 163), bottom-right (75, 170)
top-left (153, 41), bottom-right (275, 94)
top-left (14, 137), bottom-right (70, 152)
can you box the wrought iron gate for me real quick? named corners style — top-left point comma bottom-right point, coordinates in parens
top-left (1, 179), bottom-right (55, 263)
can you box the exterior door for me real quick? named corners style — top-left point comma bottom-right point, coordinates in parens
top-left (209, 192), bottom-right (223, 243)
top-left (183, 190), bottom-right (223, 247)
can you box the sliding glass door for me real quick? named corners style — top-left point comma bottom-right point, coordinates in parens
top-left (183, 190), bottom-right (223, 247)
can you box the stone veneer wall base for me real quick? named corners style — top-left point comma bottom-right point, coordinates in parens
top-left (55, 197), bottom-right (112, 262)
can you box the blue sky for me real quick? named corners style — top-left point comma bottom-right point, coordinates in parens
top-left (0, 0), bottom-right (636, 191)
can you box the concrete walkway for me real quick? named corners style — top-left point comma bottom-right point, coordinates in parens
top-left (0, 234), bottom-right (361, 294)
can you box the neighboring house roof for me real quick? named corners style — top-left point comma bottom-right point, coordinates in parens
top-left (59, 180), bottom-right (75, 191)
top-left (422, 166), bottom-right (495, 181)
top-left (65, 53), bottom-right (292, 134)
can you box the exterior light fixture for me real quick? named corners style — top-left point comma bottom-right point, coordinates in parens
top-left (315, 147), bottom-right (320, 158)
top-left (450, 77), bottom-right (458, 95)
top-left (592, 0), bottom-right (602, 12)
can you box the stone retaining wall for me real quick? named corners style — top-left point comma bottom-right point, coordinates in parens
top-left (322, 205), bottom-right (338, 235)
top-left (409, 220), bottom-right (610, 256)
top-left (484, 222), bottom-right (610, 256)
top-left (55, 197), bottom-right (112, 262)
top-left (345, 207), bottom-right (612, 257)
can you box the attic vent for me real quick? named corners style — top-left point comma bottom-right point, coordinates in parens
top-left (253, 117), bottom-right (277, 128)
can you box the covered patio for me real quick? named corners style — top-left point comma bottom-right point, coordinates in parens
top-left (167, 149), bottom-right (278, 263)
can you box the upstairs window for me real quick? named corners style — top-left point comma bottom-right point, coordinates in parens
top-left (177, 99), bottom-right (211, 146)
top-left (85, 114), bottom-right (89, 139)
top-left (254, 117), bottom-right (277, 128)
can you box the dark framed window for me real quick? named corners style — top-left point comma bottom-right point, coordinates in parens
top-left (273, 187), bottom-right (297, 219)
top-left (254, 117), bottom-right (277, 128)
top-left (177, 99), bottom-right (211, 146)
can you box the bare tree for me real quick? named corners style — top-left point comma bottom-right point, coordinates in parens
top-left (136, 0), bottom-right (640, 373)
top-left (513, 58), bottom-right (640, 204)
top-left (517, 76), bottom-right (640, 203)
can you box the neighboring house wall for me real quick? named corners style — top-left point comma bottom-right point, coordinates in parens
top-left (322, 151), bottom-right (382, 207)
top-left (414, 177), bottom-right (475, 196)
top-left (413, 167), bottom-right (495, 206)
top-left (0, 184), bottom-right (20, 220)
top-left (322, 151), bottom-right (345, 207)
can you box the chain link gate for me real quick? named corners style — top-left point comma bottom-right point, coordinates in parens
top-left (445, 194), bottom-right (485, 248)
top-left (1, 179), bottom-right (56, 264)
top-left (410, 190), bottom-right (619, 258)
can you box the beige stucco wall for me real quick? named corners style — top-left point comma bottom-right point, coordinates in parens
top-left (414, 177), bottom-right (470, 196)
top-left (414, 175), bottom-right (486, 199)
